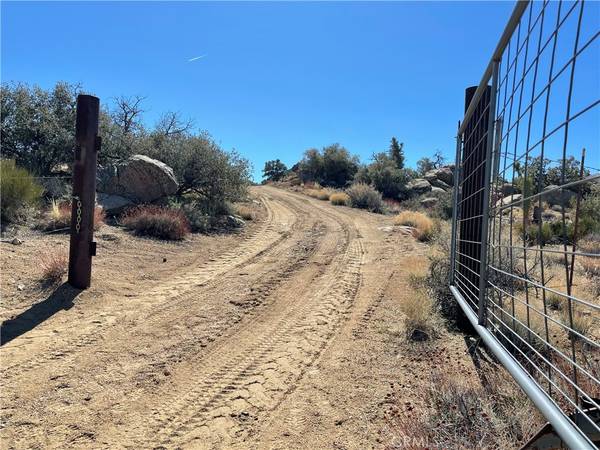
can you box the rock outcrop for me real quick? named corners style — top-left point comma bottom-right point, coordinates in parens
top-left (406, 178), bottom-right (432, 196)
top-left (424, 166), bottom-right (453, 186)
top-left (543, 185), bottom-right (576, 207)
top-left (97, 155), bottom-right (178, 213)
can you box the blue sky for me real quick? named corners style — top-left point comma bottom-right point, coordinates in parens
top-left (2, 1), bottom-right (597, 180)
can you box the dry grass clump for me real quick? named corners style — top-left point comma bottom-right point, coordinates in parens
top-left (329, 192), bottom-right (350, 206)
top-left (43, 199), bottom-right (105, 231)
top-left (394, 211), bottom-right (436, 242)
top-left (496, 301), bottom-right (549, 356)
top-left (561, 308), bottom-right (593, 340)
top-left (306, 188), bottom-right (331, 201)
top-left (400, 290), bottom-right (442, 341)
top-left (391, 368), bottom-right (542, 449)
top-left (578, 235), bottom-right (600, 288)
top-left (383, 198), bottom-right (402, 214)
top-left (40, 251), bottom-right (68, 284)
top-left (546, 292), bottom-right (565, 311)
top-left (122, 205), bottom-right (190, 240)
top-left (235, 204), bottom-right (255, 220)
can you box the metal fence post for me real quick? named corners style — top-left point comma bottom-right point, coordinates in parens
top-left (68, 95), bottom-right (100, 289)
top-left (449, 122), bottom-right (461, 285)
top-left (476, 61), bottom-right (499, 326)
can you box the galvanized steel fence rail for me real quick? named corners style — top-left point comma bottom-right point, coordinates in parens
top-left (450, 1), bottom-right (599, 448)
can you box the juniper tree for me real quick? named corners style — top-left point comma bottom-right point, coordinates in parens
top-left (389, 137), bottom-right (405, 169)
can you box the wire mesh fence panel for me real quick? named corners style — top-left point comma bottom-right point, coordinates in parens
top-left (451, 1), bottom-right (599, 447)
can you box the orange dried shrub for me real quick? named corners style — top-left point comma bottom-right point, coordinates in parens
top-left (44, 199), bottom-right (104, 231)
top-left (40, 251), bottom-right (68, 284)
top-left (122, 205), bottom-right (190, 240)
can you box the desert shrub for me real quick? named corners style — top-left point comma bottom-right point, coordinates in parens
top-left (329, 192), bottom-right (350, 206)
top-left (359, 152), bottom-right (413, 199)
top-left (179, 205), bottom-right (212, 233)
top-left (579, 235), bottom-right (600, 294)
top-left (305, 187), bottom-right (327, 200)
top-left (122, 205), bottom-right (190, 240)
top-left (392, 368), bottom-right (541, 449)
top-left (346, 183), bottom-right (383, 212)
top-left (562, 308), bottom-right (593, 340)
top-left (424, 227), bottom-right (471, 330)
top-left (40, 251), bottom-right (68, 284)
top-left (235, 204), bottom-right (255, 220)
top-left (496, 304), bottom-right (547, 356)
top-left (44, 199), bottom-right (71, 230)
top-left (298, 144), bottom-right (359, 188)
top-left (578, 182), bottom-right (600, 236)
top-left (42, 199), bottom-right (105, 231)
top-left (39, 177), bottom-right (70, 200)
top-left (429, 189), bottom-right (453, 220)
top-left (398, 195), bottom-right (424, 212)
top-left (262, 159), bottom-right (288, 182)
top-left (1, 82), bottom-right (79, 175)
top-left (518, 222), bottom-right (554, 246)
top-left (305, 187), bottom-right (331, 200)
top-left (94, 207), bottom-right (106, 230)
top-left (394, 211), bottom-right (436, 242)
top-left (0, 160), bottom-right (43, 223)
top-left (144, 133), bottom-right (251, 213)
top-left (580, 234), bottom-right (600, 255)
top-left (382, 198), bottom-right (402, 214)
top-left (546, 292), bottom-right (565, 311)
top-left (316, 189), bottom-right (330, 200)
top-left (169, 197), bottom-right (239, 234)
top-left (400, 290), bottom-right (442, 341)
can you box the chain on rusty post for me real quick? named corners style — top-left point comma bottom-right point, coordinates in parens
top-left (68, 95), bottom-right (100, 289)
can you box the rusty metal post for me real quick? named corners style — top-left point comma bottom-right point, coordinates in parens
top-left (68, 95), bottom-right (100, 289)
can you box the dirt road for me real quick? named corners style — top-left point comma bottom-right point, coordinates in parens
top-left (1, 185), bottom-right (471, 449)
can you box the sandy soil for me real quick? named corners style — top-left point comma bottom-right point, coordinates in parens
top-left (1, 186), bottom-right (485, 449)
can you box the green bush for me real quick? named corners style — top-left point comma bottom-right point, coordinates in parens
top-left (365, 153), bottom-right (413, 199)
top-left (429, 190), bottom-right (453, 220)
top-left (144, 133), bottom-right (251, 213)
top-left (298, 144), bottom-right (359, 188)
top-left (0, 160), bottom-right (43, 223)
top-left (346, 183), bottom-right (383, 212)
top-left (1, 82), bottom-right (79, 175)
top-left (578, 182), bottom-right (600, 236)
top-left (169, 198), bottom-right (236, 234)
top-left (520, 222), bottom-right (554, 246)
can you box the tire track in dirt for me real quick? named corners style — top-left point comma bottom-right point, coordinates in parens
top-left (107, 189), bottom-right (363, 449)
top-left (0, 195), bottom-right (298, 380)
top-left (129, 218), bottom-right (326, 386)
top-left (1, 189), bottom-right (346, 449)
top-left (2, 187), bottom-right (369, 450)
top-left (127, 243), bottom-right (363, 449)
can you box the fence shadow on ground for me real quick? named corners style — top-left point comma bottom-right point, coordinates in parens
top-left (1, 283), bottom-right (80, 346)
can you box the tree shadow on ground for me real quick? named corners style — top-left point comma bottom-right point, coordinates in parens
top-left (1, 283), bottom-right (80, 346)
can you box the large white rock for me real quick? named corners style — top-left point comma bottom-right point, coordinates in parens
top-left (97, 155), bottom-right (178, 203)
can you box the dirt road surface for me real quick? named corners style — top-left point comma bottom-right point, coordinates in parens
top-left (1, 185), bottom-right (473, 449)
